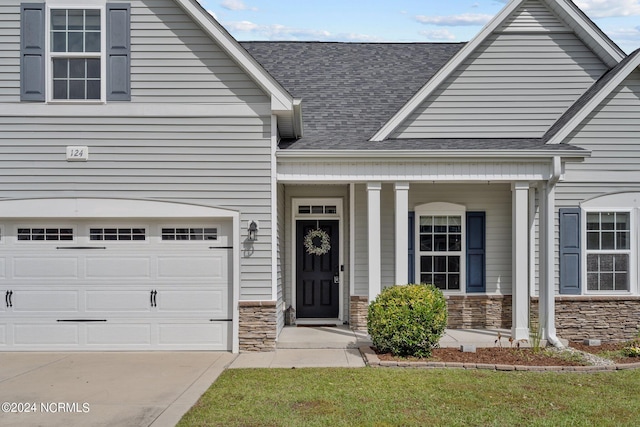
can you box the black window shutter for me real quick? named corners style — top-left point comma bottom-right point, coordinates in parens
top-left (466, 212), bottom-right (486, 293)
top-left (106, 3), bottom-right (131, 101)
top-left (20, 3), bottom-right (45, 101)
top-left (408, 211), bottom-right (415, 283)
top-left (559, 208), bottom-right (581, 295)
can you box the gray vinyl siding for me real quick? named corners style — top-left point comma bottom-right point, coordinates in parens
top-left (276, 183), bottom-right (285, 333)
top-left (393, 2), bottom-right (607, 139)
top-left (500, 0), bottom-right (569, 33)
top-left (0, 0), bottom-right (268, 104)
top-left (554, 70), bottom-right (640, 293)
top-left (0, 0), bottom-right (275, 301)
top-left (353, 183), bottom-right (512, 296)
top-left (354, 184), bottom-right (368, 296)
top-left (130, 0), bottom-right (267, 104)
top-left (0, 113), bottom-right (274, 300)
top-left (0, 3), bottom-right (19, 101)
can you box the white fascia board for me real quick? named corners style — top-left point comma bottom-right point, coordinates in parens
top-left (276, 149), bottom-right (590, 160)
top-left (547, 53), bottom-right (640, 145)
top-left (369, 0), bottom-right (525, 142)
top-left (548, 0), bottom-right (625, 67)
top-left (176, 0), bottom-right (294, 113)
top-left (0, 103), bottom-right (271, 118)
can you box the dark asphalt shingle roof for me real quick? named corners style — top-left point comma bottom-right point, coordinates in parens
top-left (242, 42), bottom-right (463, 148)
top-left (241, 41), bottom-right (589, 153)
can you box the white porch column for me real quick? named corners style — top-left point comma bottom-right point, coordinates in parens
top-left (394, 182), bottom-right (410, 285)
top-left (538, 182), bottom-right (558, 341)
top-left (512, 182), bottom-right (530, 341)
top-left (367, 182), bottom-right (382, 303)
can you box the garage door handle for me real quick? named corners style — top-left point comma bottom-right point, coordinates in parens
top-left (56, 246), bottom-right (106, 250)
top-left (150, 290), bottom-right (157, 307)
top-left (5, 290), bottom-right (11, 308)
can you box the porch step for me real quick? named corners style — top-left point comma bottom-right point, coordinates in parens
top-left (276, 326), bottom-right (371, 349)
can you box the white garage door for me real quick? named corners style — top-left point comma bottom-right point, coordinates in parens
top-left (0, 220), bottom-right (233, 351)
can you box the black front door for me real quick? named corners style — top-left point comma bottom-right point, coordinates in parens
top-left (296, 220), bottom-right (339, 318)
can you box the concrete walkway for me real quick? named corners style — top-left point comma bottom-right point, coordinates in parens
top-left (228, 326), bottom-right (511, 369)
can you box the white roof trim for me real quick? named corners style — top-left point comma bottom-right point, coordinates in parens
top-left (370, 0), bottom-right (626, 142)
top-left (176, 0), bottom-right (294, 113)
top-left (276, 149), bottom-right (590, 160)
top-left (547, 0), bottom-right (625, 67)
top-left (546, 51), bottom-right (640, 144)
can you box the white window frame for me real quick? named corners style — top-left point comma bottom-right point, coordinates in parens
top-left (582, 208), bottom-right (636, 295)
top-left (14, 225), bottom-right (77, 244)
top-left (45, 2), bottom-right (107, 103)
top-left (414, 202), bottom-right (466, 294)
top-left (86, 223), bottom-right (149, 245)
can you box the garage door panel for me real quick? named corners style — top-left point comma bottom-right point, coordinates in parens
top-left (157, 289), bottom-right (228, 317)
top-left (1, 217), bottom-right (234, 351)
top-left (158, 322), bottom-right (228, 350)
top-left (13, 323), bottom-right (80, 346)
top-left (12, 290), bottom-right (79, 313)
top-left (158, 254), bottom-right (228, 279)
top-left (13, 257), bottom-right (78, 279)
top-left (85, 290), bottom-right (152, 313)
top-left (85, 257), bottom-right (151, 279)
top-left (86, 323), bottom-right (152, 346)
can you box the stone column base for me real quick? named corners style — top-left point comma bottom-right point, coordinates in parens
top-left (238, 301), bottom-right (277, 352)
top-left (350, 296), bottom-right (368, 331)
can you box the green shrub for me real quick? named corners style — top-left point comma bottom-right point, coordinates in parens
top-left (621, 340), bottom-right (640, 358)
top-left (367, 284), bottom-right (448, 358)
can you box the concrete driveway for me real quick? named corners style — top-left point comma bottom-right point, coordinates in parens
top-left (0, 352), bottom-right (235, 427)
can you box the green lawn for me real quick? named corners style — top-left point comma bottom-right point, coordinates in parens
top-left (178, 368), bottom-right (640, 426)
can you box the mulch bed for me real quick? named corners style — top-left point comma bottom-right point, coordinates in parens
top-left (374, 340), bottom-right (640, 367)
top-left (376, 347), bottom-right (585, 366)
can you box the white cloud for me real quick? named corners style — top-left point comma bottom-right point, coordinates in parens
top-left (574, 0), bottom-right (640, 17)
top-left (223, 20), bottom-right (382, 42)
top-left (221, 0), bottom-right (257, 12)
top-left (419, 29), bottom-right (457, 41)
top-left (415, 13), bottom-right (493, 26)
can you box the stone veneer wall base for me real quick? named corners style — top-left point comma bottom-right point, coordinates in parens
top-left (238, 301), bottom-right (277, 352)
top-left (350, 296), bottom-right (368, 331)
top-left (532, 296), bottom-right (640, 342)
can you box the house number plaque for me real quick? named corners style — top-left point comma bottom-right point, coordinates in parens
top-left (66, 146), bottom-right (89, 162)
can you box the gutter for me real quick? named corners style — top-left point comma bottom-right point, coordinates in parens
top-left (276, 149), bottom-right (591, 160)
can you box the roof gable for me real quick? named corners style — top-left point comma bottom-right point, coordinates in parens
top-left (545, 48), bottom-right (640, 144)
top-left (173, 0), bottom-right (300, 136)
top-left (371, 0), bottom-right (626, 142)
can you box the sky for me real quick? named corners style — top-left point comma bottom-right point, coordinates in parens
top-left (197, 0), bottom-right (640, 53)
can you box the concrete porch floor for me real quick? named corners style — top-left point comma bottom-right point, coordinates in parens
top-left (276, 326), bottom-right (513, 349)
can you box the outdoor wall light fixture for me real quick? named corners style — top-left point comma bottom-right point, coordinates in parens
top-left (248, 221), bottom-right (258, 241)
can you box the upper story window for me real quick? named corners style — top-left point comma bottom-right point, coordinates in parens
top-left (50, 9), bottom-right (102, 100)
top-left (20, 3), bottom-right (130, 103)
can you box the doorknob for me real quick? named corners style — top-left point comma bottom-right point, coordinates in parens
top-left (333, 273), bottom-right (340, 284)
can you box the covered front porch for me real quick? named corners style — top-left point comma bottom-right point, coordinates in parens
top-left (275, 325), bottom-right (517, 349)
top-left (277, 151), bottom-right (584, 346)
